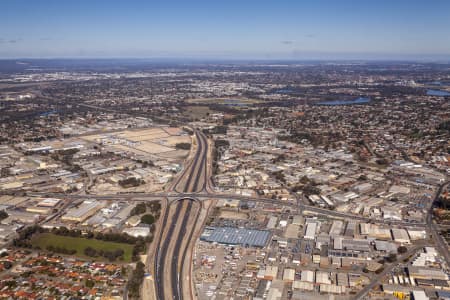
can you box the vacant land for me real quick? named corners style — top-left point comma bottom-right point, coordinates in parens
top-left (219, 210), bottom-right (249, 220)
top-left (181, 105), bottom-right (217, 119)
top-left (81, 126), bottom-right (190, 158)
top-left (31, 233), bottom-right (134, 262)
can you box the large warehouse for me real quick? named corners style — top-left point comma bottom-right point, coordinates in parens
top-left (200, 226), bottom-right (271, 248)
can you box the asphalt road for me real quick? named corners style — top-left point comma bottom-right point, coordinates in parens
top-left (353, 245), bottom-right (423, 300)
top-left (35, 191), bottom-right (429, 229)
top-left (154, 130), bottom-right (208, 300)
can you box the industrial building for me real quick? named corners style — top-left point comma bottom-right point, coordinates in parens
top-left (391, 228), bottom-right (411, 244)
top-left (283, 268), bottom-right (295, 282)
top-left (37, 198), bottom-right (61, 207)
top-left (256, 266), bottom-right (278, 280)
top-left (304, 222), bottom-right (317, 240)
top-left (61, 200), bottom-right (102, 222)
top-left (301, 270), bottom-right (315, 283)
top-left (408, 266), bottom-right (449, 281)
top-left (200, 226), bottom-right (271, 248)
top-left (123, 226), bottom-right (150, 237)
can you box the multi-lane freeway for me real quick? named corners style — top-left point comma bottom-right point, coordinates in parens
top-left (154, 130), bottom-right (208, 300)
top-left (171, 130), bottom-right (208, 193)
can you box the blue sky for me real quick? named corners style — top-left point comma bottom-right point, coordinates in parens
top-left (1, 0), bottom-right (450, 59)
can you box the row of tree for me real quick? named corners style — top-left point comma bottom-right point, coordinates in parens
top-left (119, 177), bottom-right (145, 188)
top-left (13, 225), bottom-right (149, 262)
top-left (127, 261), bottom-right (145, 299)
top-left (212, 139), bottom-right (230, 175)
top-left (13, 225), bottom-right (45, 248)
top-left (84, 246), bottom-right (125, 262)
top-left (46, 245), bottom-right (76, 255)
top-left (175, 142), bottom-right (191, 150)
top-left (51, 226), bottom-right (144, 245)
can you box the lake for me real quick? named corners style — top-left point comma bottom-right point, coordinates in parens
top-left (317, 97), bottom-right (371, 106)
top-left (427, 89), bottom-right (450, 97)
top-left (274, 88), bottom-right (295, 94)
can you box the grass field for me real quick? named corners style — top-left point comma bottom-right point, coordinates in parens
top-left (31, 233), bottom-right (134, 262)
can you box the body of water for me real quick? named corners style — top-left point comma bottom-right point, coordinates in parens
top-left (274, 88), bottom-right (295, 94)
top-left (317, 97), bottom-right (370, 106)
top-left (427, 89), bottom-right (450, 97)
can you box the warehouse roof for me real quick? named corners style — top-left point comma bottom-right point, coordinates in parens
top-left (200, 226), bottom-right (271, 247)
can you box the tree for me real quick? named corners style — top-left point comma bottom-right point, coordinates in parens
top-left (130, 203), bottom-right (147, 216)
top-left (147, 201), bottom-right (161, 213)
top-left (398, 246), bottom-right (407, 254)
top-left (84, 246), bottom-right (97, 257)
top-left (358, 174), bottom-right (368, 181)
top-left (140, 214), bottom-right (155, 225)
top-left (119, 177), bottom-right (144, 188)
top-left (299, 176), bottom-right (310, 184)
top-left (0, 210), bottom-right (8, 221)
top-left (175, 143), bottom-right (191, 150)
top-left (272, 154), bottom-right (286, 163)
top-left (85, 279), bottom-right (95, 288)
top-left (0, 168), bottom-right (9, 177)
top-left (386, 253), bottom-right (397, 263)
top-left (127, 261), bottom-right (146, 299)
top-left (214, 139), bottom-right (230, 148)
top-left (273, 171), bottom-right (286, 183)
top-left (121, 266), bottom-right (127, 276)
top-left (2, 261), bottom-right (12, 269)
top-left (302, 184), bottom-right (320, 196)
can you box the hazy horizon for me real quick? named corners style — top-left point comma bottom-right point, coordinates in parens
top-left (1, 0), bottom-right (450, 60)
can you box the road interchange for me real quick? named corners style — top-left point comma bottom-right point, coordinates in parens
top-left (26, 131), bottom-right (449, 300)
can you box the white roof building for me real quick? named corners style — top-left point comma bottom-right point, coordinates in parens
top-left (315, 271), bottom-right (331, 284)
top-left (292, 281), bottom-right (314, 291)
top-left (411, 290), bottom-right (429, 300)
top-left (123, 226), bottom-right (150, 237)
top-left (391, 228), bottom-right (410, 244)
top-left (283, 269), bottom-right (295, 282)
top-left (301, 270), bottom-right (315, 283)
top-left (304, 222), bottom-right (317, 240)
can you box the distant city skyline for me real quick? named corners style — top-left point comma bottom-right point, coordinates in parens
top-left (1, 0), bottom-right (450, 60)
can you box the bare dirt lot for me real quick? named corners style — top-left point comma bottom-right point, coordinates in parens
top-left (81, 126), bottom-right (190, 159)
